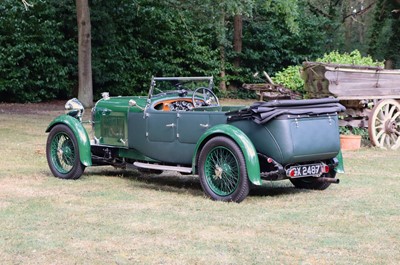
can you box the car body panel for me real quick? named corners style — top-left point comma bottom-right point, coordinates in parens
top-left (334, 150), bottom-right (345, 173)
top-left (229, 114), bottom-right (340, 165)
top-left (91, 92), bottom-right (342, 177)
top-left (127, 106), bottom-right (228, 165)
top-left (92, 96), bottom-right (148, 147)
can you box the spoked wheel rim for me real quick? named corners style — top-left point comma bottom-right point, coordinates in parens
top-left (204, 146), bottom-right (240, 196)
top-left (50, 132), bottom-right (76, 174)
top-left (368, 99), bottom-right (400, 150)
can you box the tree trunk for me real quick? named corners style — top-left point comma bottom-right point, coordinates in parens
top-left (219, 44), bottom-right (227, 92)
top-left (219, 12), bottom-right (227, 92)
top-left (233, 14), bottom-right (243, 68)
top-left (76, 0), bottom-right (93, 107)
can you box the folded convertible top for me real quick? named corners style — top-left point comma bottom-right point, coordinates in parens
top-left (226, 98), bottom-right (346, 124)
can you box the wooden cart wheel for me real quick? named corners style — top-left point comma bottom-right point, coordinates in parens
top-left (368, 99), bottom-right (400, 150)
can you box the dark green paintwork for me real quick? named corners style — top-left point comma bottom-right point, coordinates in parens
top-left (127, 99), bottom-right (228, 165)
top-left (46, 114), bottom-right (92, 166)
top-left (230, 114), bottom-right (341, 165)
top-left (92, 96), bottom-right (148, 147)
top-left (335, 150), bottom-right (345, 173)
top-left (70, 89), bottom-right (342, 184)
top-left (92, 94), bottom-right (341, 184)
top-left (193, 124), bottom-right (261, 186)
top-left (118, 148), bottom-right (158, 162)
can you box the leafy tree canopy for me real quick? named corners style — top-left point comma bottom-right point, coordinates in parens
top-left (0, 0), bottom-right (397, 102)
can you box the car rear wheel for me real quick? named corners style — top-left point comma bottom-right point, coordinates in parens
top-left (46, 124), bottom-right (85, 179)
top-left (290, 170), bottom-right (336, 190)
top-left (198, 136), bottom-right (249, 203)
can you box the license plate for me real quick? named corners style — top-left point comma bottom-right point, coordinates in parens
top-left (287, 163), bottom-right (325, 178)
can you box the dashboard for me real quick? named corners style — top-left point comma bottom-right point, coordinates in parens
top-left (153, 99), bottom-right (201, 111)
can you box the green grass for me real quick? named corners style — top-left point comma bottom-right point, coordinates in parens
top-left (0, 108), bottom-right (399, 264)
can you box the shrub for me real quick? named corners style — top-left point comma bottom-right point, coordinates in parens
top-left (316, 50), bottom-right (384, 67)
top-left (271, 65), bottom-right (304, 94)
top-left (270, 50), bottom-right (384, 98)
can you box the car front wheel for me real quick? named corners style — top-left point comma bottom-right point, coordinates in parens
top-left (46, 124), bottom-right (85, 179)
top-left (198, 136), bottom-right (249, 203)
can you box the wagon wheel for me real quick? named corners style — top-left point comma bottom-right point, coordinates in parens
top-left (368, 99), bottom-right (400, 150)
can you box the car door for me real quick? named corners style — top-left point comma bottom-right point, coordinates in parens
top-left (146, 109), bottom-right (176, 143)
top-left (177, 111), bottom-right (210, 144)
top-left (129, 108), bottom-right (188, 164)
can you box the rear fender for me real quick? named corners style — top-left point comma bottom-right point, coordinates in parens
top-left (334, 150), bottom-right (345, 173)
top-left (193, 124), bottom-right (261, 186)
top-left (46, 115), bottom-right (92, 166)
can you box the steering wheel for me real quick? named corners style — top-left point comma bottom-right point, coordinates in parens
top-left (192, 87), bottom-right (220, 108)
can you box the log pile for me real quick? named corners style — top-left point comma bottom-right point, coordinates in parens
top-left (242, 83), bottom-right (302, 101)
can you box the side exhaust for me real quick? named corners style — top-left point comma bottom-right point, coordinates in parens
top-left (317, 177), bottom-right (340, 184)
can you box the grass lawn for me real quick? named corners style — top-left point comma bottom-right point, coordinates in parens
top-left (0, 102), bottom-right (399, 264)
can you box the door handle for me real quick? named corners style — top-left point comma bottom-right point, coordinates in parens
top-left (200, 123), bottom-right (209, 128)
top-left (166, 123), bottom-right (175, 127)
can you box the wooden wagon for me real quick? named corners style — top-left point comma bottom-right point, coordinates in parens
top-left (302, 62), bottom-right (400, 150)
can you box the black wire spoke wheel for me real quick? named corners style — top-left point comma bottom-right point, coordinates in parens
top-left (46, 124), bottom-right (85, 179)
top-left (198, 136), bottom-right (249, 203)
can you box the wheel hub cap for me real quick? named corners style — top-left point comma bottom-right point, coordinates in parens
top-left (57, 148), bottom-right (63, 156)
top-left (385, 119), bottom-right (397, 134)
top-left (214, 165), bottom-right (223, 179)
top-left (213, 164), bottom-right (232, 180)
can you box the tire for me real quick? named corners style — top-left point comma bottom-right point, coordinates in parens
top-left (290, 170), bottom-right (336, 190)
top-left (46, 124), bottom-right (85, 179)
top-left (198, 136), bottom-right (250, 203)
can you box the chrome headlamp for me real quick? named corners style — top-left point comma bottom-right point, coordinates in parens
top-left (65, 98), bottom-right (84, 120)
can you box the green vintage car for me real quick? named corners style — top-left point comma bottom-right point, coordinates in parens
top-left (46, 76), bottom-right (345, 202)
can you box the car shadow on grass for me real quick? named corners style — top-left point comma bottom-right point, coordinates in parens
top-left (81, 167), bottom-right (306, 199)
top-left (82, 168), bottom-right (205, 197)
top-left (249, 183), bottom-right (304, 198)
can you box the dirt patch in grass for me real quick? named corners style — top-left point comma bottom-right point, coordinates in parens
top-left (0, 100), bottom-right (66, 115)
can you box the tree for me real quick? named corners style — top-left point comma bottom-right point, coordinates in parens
top-left (21, 0), bottom-right (33, 10)
top-left (0, 1), bottom-right (77, 102)
top-left (189, 0), bottom-right (300, 91)
top-left (20, 0), bottom-right (93, 106)
top-left (369, 0), bottom-right (400, 68)
top-left (233, 14), bottom-right (243, 69)
top-left (76, 0), bottom-right (93, 107)
top-left (305, 0), bottom-right (378, 53)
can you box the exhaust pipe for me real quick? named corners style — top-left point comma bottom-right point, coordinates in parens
top-left (317, 177), bottom-right (340, 184)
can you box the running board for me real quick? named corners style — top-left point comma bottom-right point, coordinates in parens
top-left (133, 162), bottom-right (192, 174)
